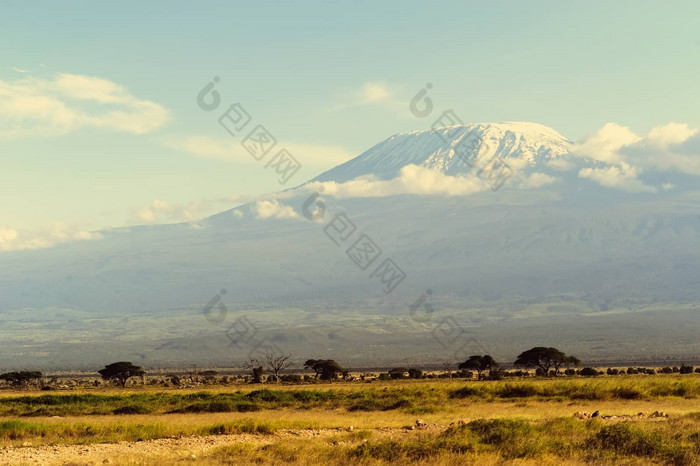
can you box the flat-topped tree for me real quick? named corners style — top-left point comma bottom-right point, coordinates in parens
top-left (304, 359), bottom-right (344, 382)
top-left (458, 355), bottom-right (499, 380)
top-left (0, 371), bottom-right (42, 388)
top-left (514, 347), bottom-right (576, 377)
top-left (98, 362), bottom-right (145, 387)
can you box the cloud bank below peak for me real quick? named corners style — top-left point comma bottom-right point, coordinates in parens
top-left (0, 223), bottom-right (102, 252)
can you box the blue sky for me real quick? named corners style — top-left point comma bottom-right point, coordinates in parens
top-left (1, 1), bottom-right (699, 248)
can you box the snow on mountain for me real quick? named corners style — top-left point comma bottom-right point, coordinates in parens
top-left (313, 122), bottom-right (572, 183)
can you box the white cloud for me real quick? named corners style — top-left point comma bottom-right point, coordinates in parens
top-left (622, 123), bottom-right (700, 175)
top-left (129, 194), bottom-right (259, 225)
top-left (571, 122), bottom-right (700, 191)
top-left (131, 199), bottom-right (212, 224)
top-left (0, 227), bottom-right (19, 244)
top-left (646, 122), bottom-right (697, 146)
top-left (255, 200), bottom-right (299, 219)
top-left (571, 123), bottom-right (641, 164)
top-left (161, 135), bottom-right (354, 167)
top-left (0, 223), bottom-right (102, 252)
top-left (304, 164), bottom-right (491, 198)
top-left (573, 122), bottom-right (700, 175)
top-left (0, 73), bottom-right (169, 139)
top-left (578, 162), bottom-right (657, 193)
top-left (11, 67), bottom-right (29, 73)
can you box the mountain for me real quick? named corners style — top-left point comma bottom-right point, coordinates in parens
top-left (313, 122), bottom-right (572, 182)
top-left (1, 123), bottom-right (699, 369)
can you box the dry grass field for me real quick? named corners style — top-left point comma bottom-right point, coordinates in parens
top-left (1, 375), bottom-right (700, 464)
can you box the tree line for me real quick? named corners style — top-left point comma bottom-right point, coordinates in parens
top-left (1, 346), bottom-right (697, 388)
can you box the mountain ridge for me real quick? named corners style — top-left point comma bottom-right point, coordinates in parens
top-left (312, 121), bottom-right (573, 183)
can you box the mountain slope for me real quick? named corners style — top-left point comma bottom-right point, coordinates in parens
top-left (312, 122), bottom-right (572, 183)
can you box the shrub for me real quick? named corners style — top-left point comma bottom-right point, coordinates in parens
top-left (388, 368), bottom-right (408, 380)
top-left (467, 419), bottom-right (538, 458)
top-left (113, 404), bottom-right (152, 415)
top-left (291, 390), bottom-right (335, 402)
top-left (235, 402), bottom-right (262, 412)
top-left (450, 386), bottom-right (481, 399)
top-left (579, 367), bottom-right (598, 377)
top-left (613, 387), bottom-right (643, 400)
top-left (179, 401), bottom-right (238, 413)
top-left (497, 383), bottom-right (539, 398)
top-left (280, 374), bottom-right (303, 383)
top-left (591, 424), bottom-right (662, 456)
top-left (245, 389), bottom-right (292, 403)
top-left (487, 369), bottom-right (504, 381)
top-left (680, 365), bottom-right (694, 374)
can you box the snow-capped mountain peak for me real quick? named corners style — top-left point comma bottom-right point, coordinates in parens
top-left (313, 122), bottom-right (572, 183)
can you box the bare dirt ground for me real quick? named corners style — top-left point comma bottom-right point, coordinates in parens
top-left (0, 427), bottom-right (418, 465)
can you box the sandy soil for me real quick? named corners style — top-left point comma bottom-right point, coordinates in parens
top-left (0, 427), bottom-right (418, 465)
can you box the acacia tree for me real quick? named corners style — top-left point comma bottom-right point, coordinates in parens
top-left (304, 359), bottom-right (344, 382)
top-left (458, 355), bottom-right (498, 380)
top-left (0, 371), bottom-right (42, 388)
top-left (514, 347), bottom-right (576, 377)
top-left (265, 353), bottom-right (292, 383)
top-left (98, 362), bottom-right (144, 387)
